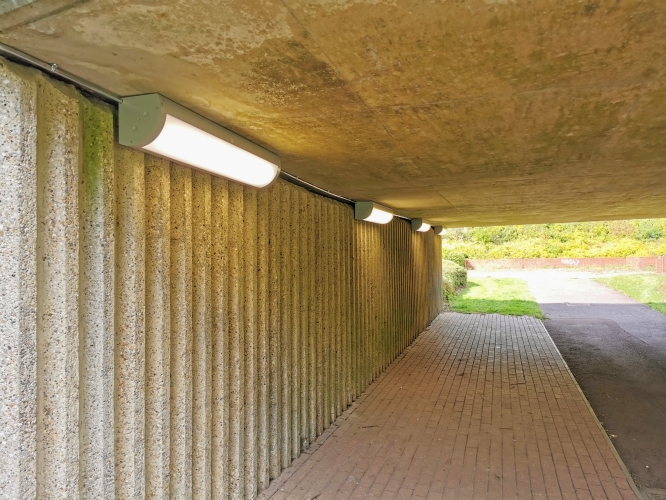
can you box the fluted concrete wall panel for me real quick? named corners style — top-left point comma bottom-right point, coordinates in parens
top-left (243, 186), bottom-right (258, 500)
top-left (314, 197), bottom-right (324, 437)
top-left (0, 60), bottom-right (37, 500)
top-left (290, 190), bottom-right (300, 461)
top-left (144, 156), bottom-right (171, 500)
top-left (298, 191), bottom-right (309, 453)
top-left (320, 201), bottom-right (329, 431)
top-left (256, 188), bottom-right (270, 491)
top-left (0, 60), bottom-right (443, 500)
top-left (35, 74), bottom-right (81, 499)
top-left (114, 146), bottom-right (146, 500)
top-left (278, 183), bottom-right (291, 470)
top-left (211, 177), bottom-right (229, 499)
top-left (306, 195), bottom-right (317, 446)
top-left (170, 164), bottom-right (193, 499)
top-left (267, 183), bottom-right (281, 481)
top-left (227, 182), bottom-right (245, 499)
top-left (79, 97), bottom-right (115, 499)
top-left (192, 171), bottom-right (212, 500)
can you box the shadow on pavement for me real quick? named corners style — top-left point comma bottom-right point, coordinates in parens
top-left (545, 314), bottom-right (666, 496)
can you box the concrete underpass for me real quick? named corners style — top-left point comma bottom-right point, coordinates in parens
top-left (1, 1), bottom-right (665, 499)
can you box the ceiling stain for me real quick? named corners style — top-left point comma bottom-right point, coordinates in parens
top-left (1, 0), bottom-right (665, 226)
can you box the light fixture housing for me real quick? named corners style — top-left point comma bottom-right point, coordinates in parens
top-left (411, 218), bottom-right (431, 232)
top-left (354, 201), bottom-right (393, 224)
top-left (119, 93), bottom-right (281, 188)
top-left (433, 226), bottom-right (447, 236)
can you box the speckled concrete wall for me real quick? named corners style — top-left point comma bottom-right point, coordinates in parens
top-left (0, 57), bottom-right (443, 500)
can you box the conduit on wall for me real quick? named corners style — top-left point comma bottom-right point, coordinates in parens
top-left (0, 57), bottom-right (444, 499)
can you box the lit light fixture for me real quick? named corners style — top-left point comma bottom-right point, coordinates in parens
top-left (354, 201), bottom-right (393, 224)
top-left (433, 226), bottom-right (447, 236)
top-left (119, 93), bottom-right (280, 188)
top-left (411, 219), bottom-right (431, 232)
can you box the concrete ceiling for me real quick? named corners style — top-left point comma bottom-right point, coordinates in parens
top-left (2, 0), bottom-right (665, 227)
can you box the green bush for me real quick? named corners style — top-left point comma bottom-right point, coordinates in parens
top-left (635, 220), bottom-right (664, 241)
top-left (443, 281), bottom-right (456, 302)
top-left (441, 219), bottom-right (666, 259)
top-left (441, 250), bottom-right (467, 268)
top-left (442, 259), bottom-right (467, 302)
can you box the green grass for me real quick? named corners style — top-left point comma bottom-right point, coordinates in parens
top-left (450, 277), bottom-right (544, 318)
top-left (597, 273), bottom-right (666, 314)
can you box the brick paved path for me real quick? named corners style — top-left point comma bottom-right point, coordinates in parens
top-left (258, 313), bottom-right (638, 500)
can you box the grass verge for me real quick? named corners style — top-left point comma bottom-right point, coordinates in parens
top-left (596, 273), bottom-right (666, 314)
top-left (450, 277), bottom-right (544, 318)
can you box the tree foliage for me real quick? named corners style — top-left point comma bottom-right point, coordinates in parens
top-left (442, 219), bottom-right (666, 259)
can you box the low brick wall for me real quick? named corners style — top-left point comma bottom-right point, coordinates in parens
top-left (466, 256), bottom-right (664, 271)
top-left (626, 256), bottom-right (663, 270)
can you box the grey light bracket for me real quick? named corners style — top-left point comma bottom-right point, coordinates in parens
top-left (354, 201), bottom-right (393, 220)
top-left (411, 218), bottom-right (429, 231)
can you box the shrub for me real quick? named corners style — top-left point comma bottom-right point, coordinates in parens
top-left (441, 218), bottom-right (666, 259)
top-left (443, 280), bottom-right (456, 302)
top-left (634, 219), bottom-right (664, 241)
top-left (442, 259), bottom-right (467, 302)
top-left (441, 250), bottom-right (467, 268)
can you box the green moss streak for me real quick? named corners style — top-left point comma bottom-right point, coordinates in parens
top-left (81, 99), bottom-right (114, 207)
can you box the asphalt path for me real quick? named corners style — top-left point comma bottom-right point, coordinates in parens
top-left (471, 270), bottom-right (666, 497)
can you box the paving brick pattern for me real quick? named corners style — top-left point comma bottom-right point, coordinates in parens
top-left (258, 313), bottom-right (637, 500)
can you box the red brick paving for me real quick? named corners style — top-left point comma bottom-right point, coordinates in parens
top-left (258, 313), bottom-right (638, 500)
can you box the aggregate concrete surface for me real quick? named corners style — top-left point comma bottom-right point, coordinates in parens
top-left (472, 270), bottom-right (666, 497)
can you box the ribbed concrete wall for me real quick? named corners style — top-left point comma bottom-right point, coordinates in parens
top-left (0, 57), bottom-right (443, 500)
